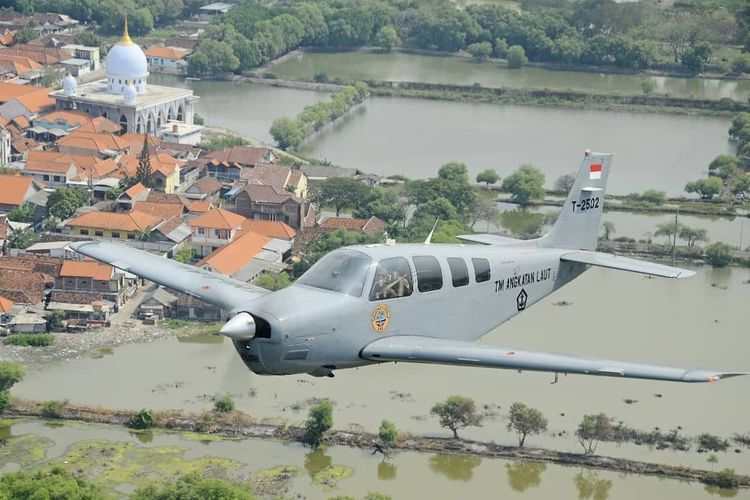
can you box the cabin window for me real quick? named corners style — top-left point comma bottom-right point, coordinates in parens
top-left (369, 257), bottom-right (413, 301)
top-left (472, 258), bottom-right (491, 283)
top-left (447, 257), bottom-right (469, 287)
top-left (298, 249), bottom-right (371, 297)
top-left (413, 256), bottom-right (443, 292)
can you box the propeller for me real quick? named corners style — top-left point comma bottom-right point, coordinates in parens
top-left (219, 312), bottom-right (256, 340)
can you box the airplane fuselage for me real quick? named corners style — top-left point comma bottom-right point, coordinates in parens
top-left (231, 242), bottom-right (587, 376)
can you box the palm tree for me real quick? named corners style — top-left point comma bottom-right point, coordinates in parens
top-left (8, 227), bottom-right (34, 249)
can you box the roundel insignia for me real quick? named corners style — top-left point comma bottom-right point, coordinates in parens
top-left (370, 304), bottom-right (392, 333)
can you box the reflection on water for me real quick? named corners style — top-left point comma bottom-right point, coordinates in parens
top-left (575, 470), bottom-right (613, 500)
top-left (706, 485), bottom-right (740, 498)
top-left (428, 454), bottom-right (482, 481)
top-left (499, 209), bottom-right (554, 238)
top-left (377, 460), bottom-right (397, 480)
top-left (304, 448), bottom-right (332, 478)
top-left (506, 460), bottom-right (546, 492)
top-left (176, 333), bottom-right (224, 344)
top-left (130, 430), bottom-right (154, 444)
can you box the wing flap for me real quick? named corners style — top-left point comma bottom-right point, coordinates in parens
top-left (70, 240), bottom-right (267, 310)
top-left (361, 336), bottom-right (744, 383)
top-left (561, 251), bottom-right (695, 278)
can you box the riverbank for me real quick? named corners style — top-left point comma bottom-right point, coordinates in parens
top-left (5, 401), bottom-right (748, 490)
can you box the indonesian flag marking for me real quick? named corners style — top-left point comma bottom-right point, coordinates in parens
top-left (589, 163), bottom-right (602, 180)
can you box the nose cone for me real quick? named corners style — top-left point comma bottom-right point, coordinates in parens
top-left (220, 312), bottom-right (256, 340)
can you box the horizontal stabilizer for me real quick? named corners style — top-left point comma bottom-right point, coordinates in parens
top-left (70, 240), bottom-right (267, 310)
top-left (360, 336), bottom-right (745, 383)
top-left (457, 234), bottom-right (524, 245)
top-left (561, 251), bottom-right (695, 279)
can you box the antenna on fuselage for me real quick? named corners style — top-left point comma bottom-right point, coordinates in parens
top-left (424, 218), bottom-right (440, 245)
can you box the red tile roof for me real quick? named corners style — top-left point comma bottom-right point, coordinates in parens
top-left (58, 130), bottom-right (130, 153)
top-left (0, 294), bottom-right (13, 313)
top-left (145, 45), bottom-right (189, 59)
top-left (321, 217), bottom-right (369, 231)
top-left (66, 211), bottom-right (161, 232)
top-left (123, 182), bottom-right (146, 199)
top-left (0, 174), bottom-right (34, 206)
top-left (77, 116), bottom-right (120, 134)
top-left (197, 230), bottom-right (270, 276)
top-left (188, 207), bottom-right (245, 230)
top-left (59, 260), bottom-right (113, 280)
top-left (206, 146), bottom-right (275, 166)
top-left (188, 200), bottom-right (213, 213)
top-left (240, 219), bottom-right (296, 240)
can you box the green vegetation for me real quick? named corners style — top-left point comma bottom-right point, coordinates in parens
top-left (311, 177), bottom-right (371, 217)
top-left (576, 413), bottom-right (614, 454)
top-left (430, 395), bottom-right (482, 439)
top-left (705, 241), bottom-right (733, 267)
top-left (0, 362), bottom-right (24, 413)
top-left (161, 318), bottom-right (189, 329)
top-left (506, 402), bottom-right (548, 448)
top-left (213, 394), bottom-right (236, 413)
top-left (501, 164), bottom-right (545, 205)
top-left (128, 409), bottom-right (156, 430)
top-left (253, 271), bottom-right (292, 291)
top-left (200, 135), bottom-right (250, 151)
top-left (624, 189), bottom-right (667, 205)
top-left (698, 433), bottom-right (730, 452)
top-left (507, 45), bottom-right (528, 68)
top-left (375, 25), bottom-right (400, 52)
top-left (134, 472), bottom-right (254, 499)
top-left (304, 400), bottom-right (333, 448)
top-left (270, 83), bottom-right (369, 150)
top-left (172, 246), bottom-right (196, 264)
top-left (46, 186), bottom-right (91, 220)
top-left (293, 229), bottom-right (381, 277)
top-left (0, 467), bottom-right (101, 499)
top-left (7, 203), bottom-right (35, 223)
top-left (467, 41), bottom-right (493, 62)
top-left (378, 419), bottom-right (399, 448)
top-left (4, 334), bottom-right (54, 347)
top-left (45, 310), bottom-right (65, 331)
top-left (42, 400), bottom-right (68, 419)
top-left (476, 169), bottom-right (500, 188)
top-left (352, 187), bottom-right (406, 226)
top-left (704, 468), bottom-right (740, 489)
top-left (685, 177), bottom-right (724, 200)
top-left (6, 227), bottom-right (34, 250)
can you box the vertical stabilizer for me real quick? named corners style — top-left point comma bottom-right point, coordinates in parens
top-left (539, 151), bottom-right (614, 251)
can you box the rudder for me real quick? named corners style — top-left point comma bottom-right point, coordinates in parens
top-left (539, 151), bottom-right (614, 251)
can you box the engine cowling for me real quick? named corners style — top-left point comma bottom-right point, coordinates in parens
top-left (219, 312), bottom-right (255, 340)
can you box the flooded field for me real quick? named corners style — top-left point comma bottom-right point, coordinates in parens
top-left (0, 420), bottom-right (744, 499)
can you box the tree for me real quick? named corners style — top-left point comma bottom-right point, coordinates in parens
top-left (682, 41), bottom-right (712, 74)
top-left (105, 186), bottom-right (124, 200)
top-left (135, 134), bottom-right (153, 188)
top-left (304, 400), bottom-right (333, 448)
top-left (705, 242), bottom-right (732, 267)
top-left (553, 174), bottom-right (575, 193)
top-left (74, 30), bottom-right (102, 47)
top-left (506, 45), bottom-right (528, 69)
top-left (732, 174), bottom-right (750, 199)
top-left (640, 79), bottom-right (656, 95)
top-left (352, 187), bottom-right (405, 225)
top-left (213, 394), bottom-right (235, 413)
top-left (7, 227), bottom-right (33, 249)
top-left (731, 53), bottom-right (750, 74)
top-left (293, 229), bottom-right (380, 277)
top-left (467, 42), bottom-right (492, 62)
top-left (45, 310), bottom-right (65, 331)
top-left (708, 154), bottom-right (741, 180)
top-left (467, 196), bottom-right (500, 230)
top-left (378, 419), bottom-right (398, 448)
top-left (494, 38), bottom-right (508, 58)
top-left (678, 226), bottom-right (708, 247)
top-left (601, 221), bottom-right (615, 241)
top-left (133, 473), bottom-right (253, 500)
top-left (312, 178), bottom-right (370, 217)
top-left (270, 117), bottom-right (304, 150)
top-left (685, 177), bottom-right (724, 200)
top-left (39, 65), bottom-right (60, 88)
top-left (15, 26), bottom-right (37, 44)
top-left (0, 467), bottom-right (101, 498)
top-left (438, 162), bottom-right (469, 184)
top-left (253, 271), bottom-right (292, 291)
top-left (430, 395), bottom-right (482, 439)
top-left (506, 402), bottom-right (548, 448)
top-left (47, 186), bottom-right (91, 220)
top-left (576, 413), bottom-right (613, 454)
top-left (476, 169), bottom-right (500, 188)
top-left (639, 189), bottom-right (667, 205)
top-left (654, 221), bottom-right (683, 244)
top-left (375, 25), bottom-right (400, 51)
top-left (172, 246), bottom-right (196, 264)
top-left (501, 164), bottom-right (545, 205)
top-left (0, 361), bottom-right (24, 413)
top-left (42, 217), bottom-right (60, 232)
top-left (7, 203), bottom-right (34, 223)
top-left (188, 39), bottom-right (240, 76)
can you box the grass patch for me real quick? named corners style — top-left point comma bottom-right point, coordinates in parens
top-left (312, 464), bottom-right (353, 490)
top-left (88, 347), bottom-right (113, 359)
top-left (4, 334), bottom-right (54, 347)
top-left (0, 434), bottom-right (55, 468)
top-left (41, 400), bottom-right (68, 419)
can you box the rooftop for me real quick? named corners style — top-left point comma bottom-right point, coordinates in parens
top-left (197, 229), bottom-right (270, 276)
top-left (0, 294), bottom-right (13, 313)
top-left (57, 130), bottom-right (131, 153)
top-left (240, 219), bottom-right (296, 240)
top-left (0, 174), bottom-right (35, 206)
top-left (206, 146), bottom-right (275, 166)
top-left (188, 207), bottom-right (245, 230)
top-left (66, 210), bottom-right (161, 232)
top-left (59, 259), bottom-right (113, 280)
top-left (145, 45), bottom-right (189, 59)
top-left (51, 80), bottom-right (194, 109)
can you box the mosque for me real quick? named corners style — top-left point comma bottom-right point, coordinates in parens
top-left (51, 21), bottom-right (200, 139)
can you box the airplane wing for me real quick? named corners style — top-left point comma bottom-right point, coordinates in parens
top-left (360, 336), bottom-right (745, 383)
top-left (561, 251), bottom-right (695, 279)
top-left (457, 234), bottom-right (524, 245)
top-left (69, 240), bottom-right (268, 310)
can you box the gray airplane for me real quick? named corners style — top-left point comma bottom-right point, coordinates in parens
top-left (71, 151), bottom-right (745, 383)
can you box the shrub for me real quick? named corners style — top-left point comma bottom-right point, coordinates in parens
top-left (304, 400), bottom-right (333, 448)
top-left (0, 391), bottom-right (9, 413)
top-left (378, 420), bottom-right (398, 447)
top-left (704, 468), bottom-right (740, 489)
top-left (705, 242), bottom-right (733, 267)
top-left (41, 400), bottom-right (68, 419)
top-left (213, 394), bottom-right (235, 413)
top-left (133, 473), bottom-right (253, 499)
top-left (507, 45), bottom-right (528, 69)
top-left (128, 409), bottom-right (155, 429)
top-left (698, 433), bottom-right (730, 452)
top-left (0, 467), bottom-right (101, 498)
top-left (4, 334), bottom-right (54, 347)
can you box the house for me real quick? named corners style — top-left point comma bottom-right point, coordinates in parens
top-left (0, 30), bottom-right (16, 47)
top-left (237, 163), bottom-right (307, 198)
top-left (321, 216), bottom-right (387, 237)
top-left (240, 219), bottom-right (296, 241)
top-left (174, 292), bottom-right (225, 321)
top-left (0, 53), bottom-right (41, 77)
top-left (32, 109), bottom-right (94, 132)
top-left (188, 207), bottom-right (246, 256)
top-left (52, 259), bottom-right (130, 307)
top-left (116, 182), bottom-right (148, 211)
top-left (138, 287), bottom-right (176, 319)
top-left (57, 130), bottom-right (130, 156)
top-left (145, 45), bottom-right (190, 72)
top-left (157, 121), bottom-right (201, 145)
top-left (60, 45), bottom-right (100, 71)
top-left (116, 152), bottom-right (183, 193)
top-left (63, 210), bottom-right (162, 241)
top-left (2, 44), bottom-right (68, 66)
top-left (187, 200), bottom-right (213, 214)
top-left (204, 146), bottom-right (277, 181)
top-left (22, 150), bottom-right (107, 187)
top-left (0, 173), bottom-right (45, 213)
top-left (196, 229), bottom-right (273, 281)
top-left (9, 312), bottom-right (47, 333)
top-left (25, 240), bottom-right (77, 258)
top-left (0, 264), bottom-right (55, 305)
top-left (0, 294), bottom-right (14, 324)
top-left (230, 184), bottom-right (316, 230)
top-left (77, 116), bottom-right (120, 134)
top-left (183, 175), bottom-right (223, 201)
top-left (199, 2), bottom-right (236, 21)
top-left (0, 83), bottom-right (54, 120)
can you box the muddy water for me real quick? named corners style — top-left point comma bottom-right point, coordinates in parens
top-left (0, 420), bottom-right (745, 499)
top-left (14, 265), bottom-right (750, 473)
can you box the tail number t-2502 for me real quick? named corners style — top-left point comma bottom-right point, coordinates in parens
top-left (571, 197), bottom-right (600, 213)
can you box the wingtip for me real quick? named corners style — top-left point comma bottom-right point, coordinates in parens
top-left (685, 370), bottom-right (747, 383)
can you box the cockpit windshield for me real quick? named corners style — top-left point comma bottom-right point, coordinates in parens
top-left (297, 249), bottom-right (371, 296)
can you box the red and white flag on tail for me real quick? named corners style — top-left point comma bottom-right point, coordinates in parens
top-left (589, 163), bottom-right (602, 180)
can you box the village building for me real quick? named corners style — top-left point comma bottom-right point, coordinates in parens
top-left (199, 2), bottom-right (236, 21)
top-left (56, 130), bottom-right (131, 156)
top-left (52, 259), bottom-right (131, 307)
top-left (144, 45), bottom-right (190, 72)
top-left (138, 287), bottom-right (176, 319)
top-left (0, 82), bottom-right (54, 121)
top-left (116, 151), bottom-right (183, 193)
top-left (183, 175), bottom-right (223, 201)
top-left (22, 150), bottom-right (116, 187)
top-left (63, 210), bottom-right (162, 241)
top-left (0, 294), bottom-right (14, 325)
top-left (0, 173), bottom-right (46, 214)
top-left (188, 207), bottom-right (245, 257)
top-left (204, 147), bottom-right (277, 181)
top-left (60, 44), bottom-right (100, 74)
top-left (228, 184), bottom-right (316, 231)
top-left (0, 255), bottom-right (59, 305)
top-left (51, 22), bottom-right (200, 136)
top-left (320, 216), bottom-right (387, 237)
